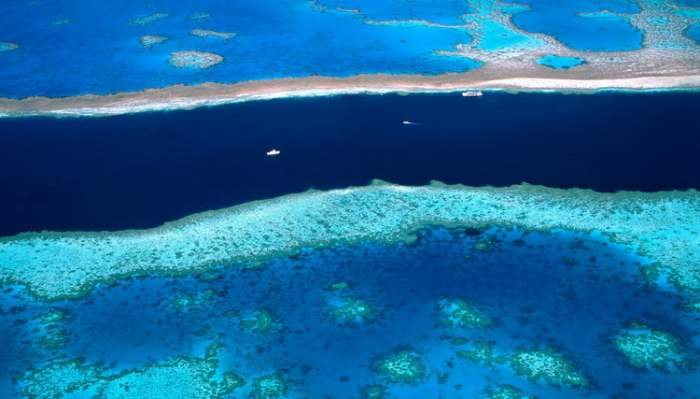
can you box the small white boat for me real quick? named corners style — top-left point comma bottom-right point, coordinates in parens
top-left (266, 149), bottom-right (281, 157)
top-left (462, 90), bottom-right (483, 97)
top-left (402, 120), bottom-right (417, 125)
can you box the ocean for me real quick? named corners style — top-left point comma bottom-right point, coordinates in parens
top-left (2, 0), bottom-right (700, 398)
top-left (1, 92), bottom-right (699, 236)
top-left (2, 0), bottom-right (697, 98)
top-left (1, 92), bottom-right (700, 398)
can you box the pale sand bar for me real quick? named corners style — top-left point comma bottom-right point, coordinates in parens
top-left (1, 50), bottom-right (700, 118)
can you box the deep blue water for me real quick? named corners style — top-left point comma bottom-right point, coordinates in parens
top-left (1, 93), bottom-right (700, 236)
top-left (3, 227), bottom-right (700, 398)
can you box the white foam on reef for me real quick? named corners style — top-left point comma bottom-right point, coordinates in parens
top-left (1, 182), bottom-right (699, 300)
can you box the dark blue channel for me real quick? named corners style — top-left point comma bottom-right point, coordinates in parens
top-left (0, 92), bottom-right (699, 236)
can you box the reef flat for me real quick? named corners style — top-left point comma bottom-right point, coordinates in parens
top-left (1, 0), bottom-right (700, 117)
top-left (2, 69), bottom-right (700, 118)
top-left (18, 343), bottom-right (245, 399)
top-left (1, 181), bottom-right (699, 301)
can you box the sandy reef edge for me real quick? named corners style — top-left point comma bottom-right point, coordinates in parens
top-left (2, 67), bottom-right (700, 118)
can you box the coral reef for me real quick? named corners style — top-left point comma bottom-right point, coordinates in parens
top-left (240, 309), bottom-right (279, 334)
top-left (327, 295), bottom-right (375, 325)
top-left (191, 29), bottom-right (236, 39)
top-left (131, 13), bottom-right (169, 26)
top-left (485, 384), bottom-right (535, 399)
top-left (437, 297), bottom-right (492, 329)
top-left (510, 348), bottom-right (589, 388)
top-left (0, 42), bottom-right (19, 52)
top-left (169, 51), bottom-right (224, 68)
top-left (327, 281), bottom-right (350, 291)
top-left (2, 182), bottom-right (700, 301)
top-left (190, 13), bottom-right (211, 21)
top-left (21, 360), bottom-right (102, 399)
top-left (360, 384), bottom-right (387, 399)
top-left (33, 308), bottom-right (70, 350)
top-left (139, 35), bottom-right (168, 48)
top-left (374, 348), bottom-right (426, 385)
top-left (250, 373), bottom-right (288, 399)
top-left (19, 343), bottom-right (244, 399)
top-left (169, 289), bottom-right (218, 312)
top-left (613, 322), bottom-right (686, 371)
top-left (52, 19), bottom-right (74, 27)
top-left (684, 301), bottom-right (700, 312)
top-left (456, 341), bottom-right (507, 367)
top-left (2, 0), bottom-right (700, 117)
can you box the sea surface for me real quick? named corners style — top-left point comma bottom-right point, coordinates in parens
top-left (1, 93), bottom-right (700, 398)
top-left (3, 226), bottom-right (699, 398)
top-left (1, 0), bottom-right (699, 98)
top-left (1, 92), bottom-right (699, 236)
top-left (2, 1), bottom-right (700, 399)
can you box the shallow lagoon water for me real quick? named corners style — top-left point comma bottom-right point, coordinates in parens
top-left (689, 23), bottom-right (700, 44)
top-left (537, 54), bottom-right (585, 69)
top-left (2, 0), bottom-right (699, 99)
top-left (3, 226), bottom-right (700, 398)
top-left (313, 0), bottom-right (473, 25)
top-left (0, 0), bottom-right (480, 98)
top-left (512, 0), bottom-right (644, 51)
top-left (2, 1), bottom-right (700, 394)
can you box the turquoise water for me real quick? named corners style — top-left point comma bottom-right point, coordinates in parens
top-left (512, 0), bottom-right (644, 51)
top-left (689, 23), bottom-right (700, 44)
top-left (1, 1), bottom-right (700, 397)
top-left (0, 0), bottom-right (478, 98)
top-left (4, 227), bottom-right (700, 398)
top-left (472, 18), bottom-right (543, 51)
top-left (312, 0), bottom-right (472, 24)
top-left (537, 54), bottom-right (585, 69)
top-left (1, 0), bottom-right (699, 99)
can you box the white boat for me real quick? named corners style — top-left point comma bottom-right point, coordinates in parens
top-left (462, 90), bottom-right (483, 97)
top-left (402, 120), bottom-right (417, 125)
top-left (266, 149), bottom-right (281, 157)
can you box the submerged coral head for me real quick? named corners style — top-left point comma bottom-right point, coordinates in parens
top-left (0, 42), bottom-right (19, 52)
top-left (169, 51), bottom-right (224, 69)
top-left (140, 35), bottom-right (169, 48)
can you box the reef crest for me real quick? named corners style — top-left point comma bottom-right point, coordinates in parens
top-left (1, 182), bottom-right (699, 301)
